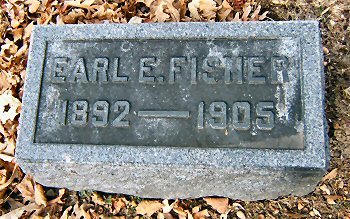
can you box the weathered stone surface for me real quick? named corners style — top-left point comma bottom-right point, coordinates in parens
top-left (16, 21), bottom-right (328, 200)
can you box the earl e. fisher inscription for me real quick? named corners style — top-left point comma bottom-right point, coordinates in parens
top-left (16, 22), bottom-right (328, 200)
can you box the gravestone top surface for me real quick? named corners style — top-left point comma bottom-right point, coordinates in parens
top-left (16, 21), bottom-right (328, 200)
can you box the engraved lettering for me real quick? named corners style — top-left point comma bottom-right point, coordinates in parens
top-left (256, 101), bottom-right (274, 130)
top-left (202, 57), bottom-right (220, 84)
top-left (169, 57), bottom-right (186, 84)
top-left (112, 58), bottom-right (128, 82)
top-left (69, 58), bottom-right (88, 83)
top-left (71, 100), bottom-right (88, 126)
top-left (197, 102), bottom-right (204, 129)
top-left (271, 56), bottom-right (289, 84)
top-left (52, 57), bottom-right (68, 83)
top-left (208, 102), bottom-right (227, 129)
top-left (58, 100), bottom-right (67, 125)
top-left (91, 58), bottom-right (108, 83)
top-left (247, 57), bottom-right (266, 84)
top-left (190, 57), bottom-right (197, 84)
top-left (92, 100), bottom-right (109, 127)
top-left (112, 101), bottom-right (130, 127)
top-left (232, 102), bottom-right (251, 130)
top-left (225, 56), bottom-right (243, 84)
top-left (139, 57), bottom-right (156, 83)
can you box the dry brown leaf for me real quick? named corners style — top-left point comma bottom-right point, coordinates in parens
top-left (188, 0), bottom-right (201, 20)
top-left (12, 28), bottom-right (23, 42)
top-left (192, 205), bottom-right (201, 214)
top-left (193, 209), bottom-right (209, 219)
top-left (297, 201), bottom-right (304, 210)
top-left (231, 203), bottom-right (245, 210)
top-left (26, 0), bottom-right (41, 13)
top-left (112, 198), bottom-right (126, 214)
top-left (185, 210), bottom-right (194, 219)
top-left (0, 91), bottom-right (21, 124)
top-left (91, 192), bottom-right (105, 205)
top-left (241, 5), bottom-right (251, 21)
top-left (34, 183), bottom-right (47, 206)
top-left (188, 0), bottom-right (219, 20)
top-left (311, 208), bottom-right (321, 217)
top-left (204, 197), bottom-right (229, 214)
top-left (17, 175), bottom-right (35, 202)
top-left (1, 203), bottom-right (39, 218)
top-left (24, 21), bottom-right (34, 40)
top-left (136, 200), bottom-right (163, 216)
top-left (154, 1), bottom-right (170, 22)
top-left (218, 0), bottom-right (232, 21)
top-left (60, 206), bottom-right (72, 219)
top-left (164, 0), bottom-right (180, 22)
top-left (162, 199), bottom-right (177, 213)
top-left (11, 19), bottom-right (21, 28)
top-left (325, 195), bottom-right (342, 204)
top-left (65, 0), bottom-right (95, 9)
top-left (236, 210), bottom-right (246, 219)
top-left (320, 184), bottom-right (331, 195)
top-left (173, 204), bottom-right (187, 219)
top-left (48, 188), bottom-right (65, 205)
top-left (0, 164), bottom-right (17, 191)
top-left (129, 16), bottom-right (143, 23)
top-left (322, 168), bottom-right (338, 181)
top-left (73, 203), bottom-right (92, 219)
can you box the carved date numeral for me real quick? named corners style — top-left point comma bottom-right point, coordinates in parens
top-left (59, 100), bottom-right (130, 127)
top-left (198, 101), bottom-right (275, 131)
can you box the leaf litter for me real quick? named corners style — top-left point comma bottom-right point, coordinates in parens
top-left (0, 0), bottom-right (350, 218)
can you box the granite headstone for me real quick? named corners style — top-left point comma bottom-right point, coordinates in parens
top-left (16, 21), bottom-right (328, 200)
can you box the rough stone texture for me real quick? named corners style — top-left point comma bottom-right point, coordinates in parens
top-left (16, 21), bottom-right (328, 200)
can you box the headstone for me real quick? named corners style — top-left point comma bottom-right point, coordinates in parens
top-left (16, 21), bottom-right (328, 200)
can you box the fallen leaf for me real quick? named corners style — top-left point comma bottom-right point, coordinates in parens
top-left (0, 91), bottom-right (21, 124)
top-left (23, 21), bottom-right (34, 39)
top-left (17, 175), bottom-right (35, 202)
top-left (112, 198), bottom-right (126, 214)
top-left (26, 0), bottom-right (41, 13)
top-left (193, 209), bottom-right (209, 219)
top-left (164, 0), bottom-right (180, 21)
top-left (48, 188), bottom-right (65, 205)
top-left (0, 164), bottom-right (18, 191)
top-left (60, 206), bottom-right (72, 219)
top-left (231, 203), bottom-right (245, 210)
top-left (129, 16), bottom-right (143, 23)
top-left (297, 201), bottom-right (304, 210)
top-left (204, 197), bottom-right (229, 214)
top-left (236, 210), bottom-right (246, 219)
top-left (310, 208), bottom-right (321, 217)
top-left (136, 200), bottom-right (163, 216)
top-left (188, 0), bottom-right (219, 20)
top-left (192, 205), bottom-right (200, 214)
top-left (34, 183), bottom-right (47, 206)
top-left (320, 184), bottom-right (331, 195)
top-left (154, 1), bottom-right (170, 22)
top-left (325, 195), bottom-right (342, 204)
top-left (73, 203), bottom-right (92, 219)
top-left (0, 203), bottom-right (39, 218)
top-left (185, 210), bottom-right (194, 219)
top-left (218, 0), bottom-right (232, 21)
top-left (162, 199), bottom-right (177, 213)
top-left (322, 168), bottom-right (338, 181)
top-left (91, 192), bottom-right (105, 205)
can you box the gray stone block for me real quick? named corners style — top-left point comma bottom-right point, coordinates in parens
top-left (16, 21), bottom-right (328, 200)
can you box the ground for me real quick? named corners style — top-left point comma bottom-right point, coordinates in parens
top-left (0, 0), bottom-right (349, 218)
